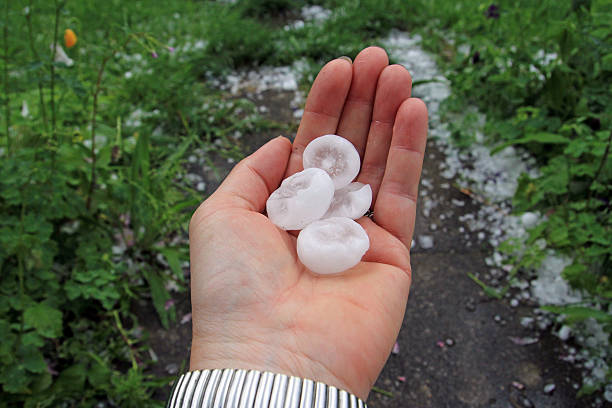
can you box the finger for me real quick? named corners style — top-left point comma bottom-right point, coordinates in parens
top-left (336, 47), bottom-right (389, 158)
top-left (357, 217), bottom-right (411, 279)
top-left (286, 58), bottom-right (353, 177)
top-left (208, 136), bottom-right (292, 213)
top-left (373, 98), bottom-right (428, 248)
top-left (357, 65), bottom-right (412, 203)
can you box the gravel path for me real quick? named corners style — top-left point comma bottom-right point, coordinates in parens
top-left (369, 142), bottom-right (589, 407)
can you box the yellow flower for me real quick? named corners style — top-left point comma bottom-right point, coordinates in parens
top-left (64, 29), bottom-right (77, 48)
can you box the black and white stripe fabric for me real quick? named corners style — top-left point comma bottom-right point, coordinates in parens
top-left (167, 369), bottom-right (368, 408)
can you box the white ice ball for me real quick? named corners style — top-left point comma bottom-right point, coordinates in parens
top-left (297, 217), bottom-right (370, 275)
top-left (323, 182), bottom-right (372, 220)
top-left (266, 168), bottom-right (334, 230)
top-left (303, 134), bottom-right (360, 189)
top-left (521, 212), bottom-right (539, 228)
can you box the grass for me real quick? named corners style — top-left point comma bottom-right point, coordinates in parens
top-left (1, 0), bottom-right (610, 404)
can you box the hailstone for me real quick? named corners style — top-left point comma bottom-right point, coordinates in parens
top-left (323, 182), bottom-right (372, 220)
top-left (303, 134), bottom-right (360, 189)
top-left (297, 217), bottom-right (370, 275)
top-left (266, 168), bottom-right (334, 230)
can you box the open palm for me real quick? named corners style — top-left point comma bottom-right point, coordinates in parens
top-left (188, 47), bottom-right (428, 400)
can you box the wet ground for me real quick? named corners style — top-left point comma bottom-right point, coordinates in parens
top-left (140, 89), bottom-right (596, 407)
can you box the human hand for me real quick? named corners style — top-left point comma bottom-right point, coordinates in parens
top-left (188, 47), bottom-right (428, 400)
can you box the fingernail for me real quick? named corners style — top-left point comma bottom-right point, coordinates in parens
top-left (338, 56), bottom-right (352, 64)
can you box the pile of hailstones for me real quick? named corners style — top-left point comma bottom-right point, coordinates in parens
top-left (266, 135), bottom-right (372, 275)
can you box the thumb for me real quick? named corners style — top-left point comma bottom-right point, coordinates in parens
top-left (209, 136), bottom-right (292, 212)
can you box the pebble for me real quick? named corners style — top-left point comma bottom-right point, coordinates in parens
top-left (543, 383), bottom-right (556, 395)
top-left (515, 395), bottom-right (535, 408)
top-left (509, 336), bottom-right (539, 346)
top-left (392, 342), bottom-right (400, 355)
top-left (165, 363), bottom-right (179, 375)
top-left (558, 325), bottom-right (571, 341)
top-left (465, 298), bottom-right (476, 312)
top-left (418, 235), bottom-right (434, 249)
top-left (180, 313), bottom-right (192, 324)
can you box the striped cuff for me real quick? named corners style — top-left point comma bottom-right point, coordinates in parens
top-left (167, 368), bottom-right (368, 408)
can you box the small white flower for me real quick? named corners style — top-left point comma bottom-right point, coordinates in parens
top-left (21, 100), bottom-right (29, 118)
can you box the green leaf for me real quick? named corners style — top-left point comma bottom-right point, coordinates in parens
top-left (30, 370), bottom-right (53, 393)
top-left (412, 78), bottom-right (446, 87)
top-left (0, 320), bottom-right (16, 361)
top-left (1, 365), bottom-right (29, 393)
top-left (541, 305), bottom-right (612, 324)
top-left (371, 385), bottom-right (394, 397)
top-left (9, 294), bottom-right (34, 311)
top-left (562, 263), bottom-right (587, 285)
top-left (60, 75), bottom-right (87, 99)
top-left (21, 345), bottom-right (47, 374)
top-left (52, 364), bottom-right (86, 395)
top-left (23, 60), bottom-right (44, 72)
top-left (158, 247), bottom-right (185, 283)
top-left (492, 132), bottom-right (570, 154)
top-left (132, 132), bottom-right (151, 191)
top-left (577, 381), bottom-right (601, 397)
top-left (602, 53), bottom-right (612, 71)
top-left (549, 225), bottom-right (569, 246)
top-left (143, 270), bottom-right (173, 329)
top-left (87, 356), bottom-right (111, 387)
top-left (467, 273), bottom-right (507, 299)
top-left (24, 302), bottom-right (63, 339)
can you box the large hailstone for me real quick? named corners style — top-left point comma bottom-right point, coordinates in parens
top-left (303, 134), bottom-right (360, 189)
top-left (297, 217), bottom-right (370, 275)
top-left (323, 182), bottom-right (372, 220)
top-left (266, 168), bottom-right (334, 230)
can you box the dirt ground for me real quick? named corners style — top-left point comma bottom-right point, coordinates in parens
top-left (141, 89), bottom-right (597, 407)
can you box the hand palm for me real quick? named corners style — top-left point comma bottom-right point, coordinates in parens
top-left (189, 47), bottom-right (428, 400)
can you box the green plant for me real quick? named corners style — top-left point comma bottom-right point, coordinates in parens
top-left (412, 0), bottom-right (611, 394)
top-left (0, 0), bottom-right (286, 402)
